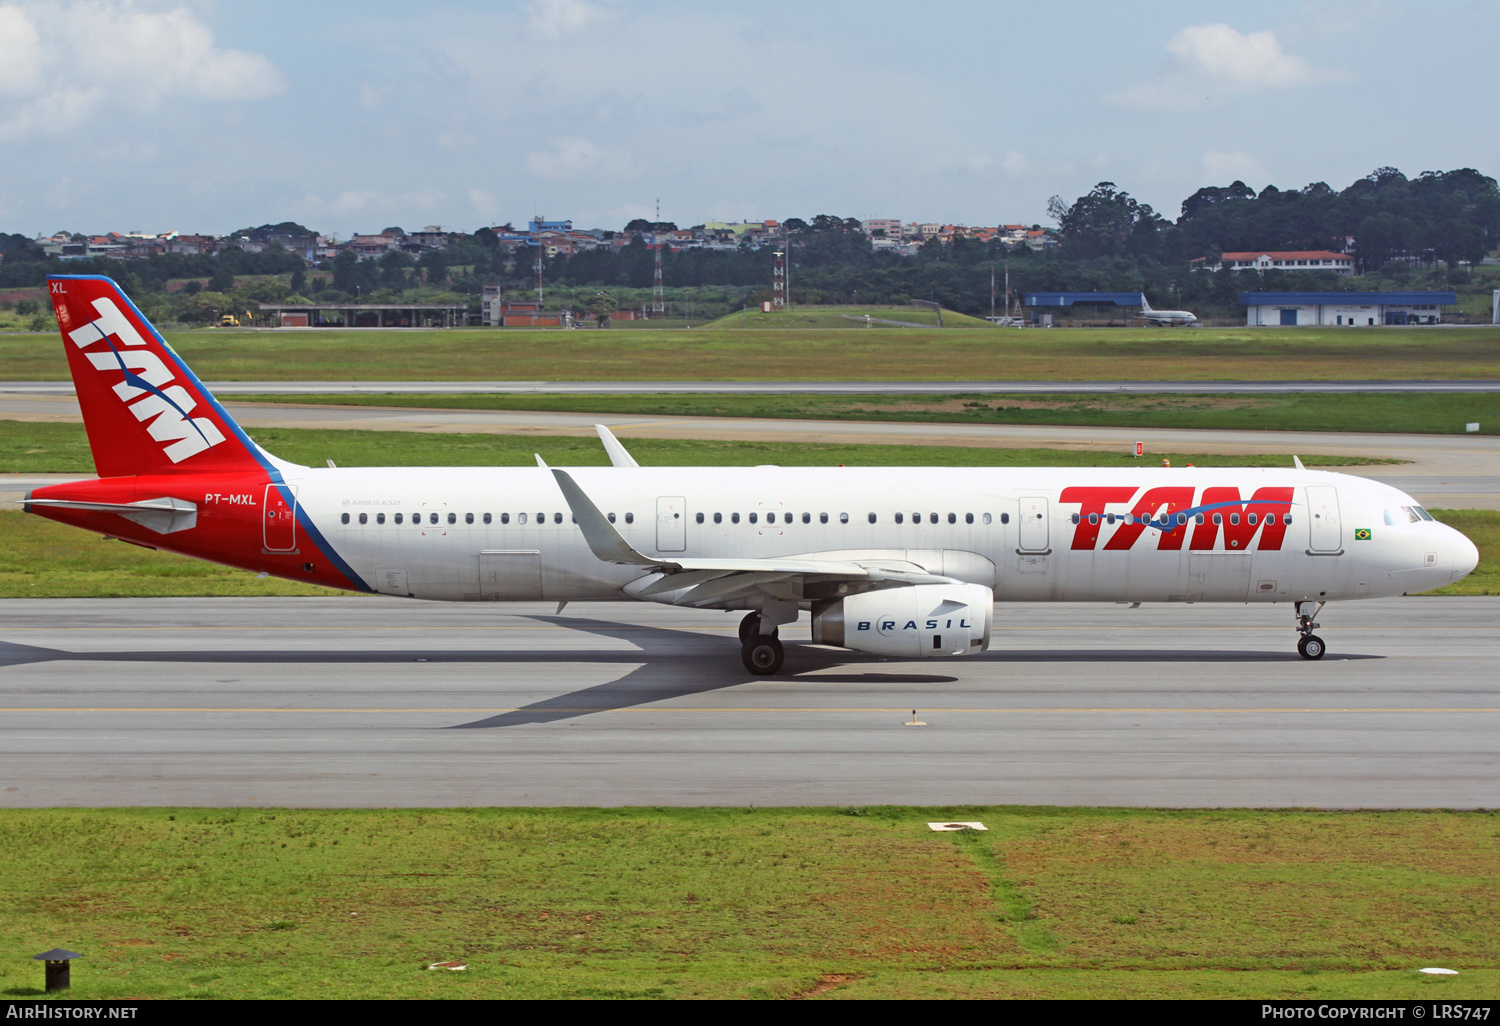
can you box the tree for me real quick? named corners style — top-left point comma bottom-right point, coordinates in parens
top-left (209, 263), bottom-right (234, 292)
top-left (1053, 182), bottom-right (1166, 259)
top-left (586, 293), bottom-right (618, 327)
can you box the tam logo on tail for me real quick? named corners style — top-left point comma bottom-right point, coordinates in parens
top-left (68, 296), bottom-right (226, 463)
top-left (49, 276), bottom-right (263, 478)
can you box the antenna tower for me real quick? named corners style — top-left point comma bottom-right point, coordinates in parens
top-left (771, 250), bottom-right (786, 311)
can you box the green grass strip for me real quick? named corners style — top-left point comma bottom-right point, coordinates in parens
top-left (0, 807), bottom-right (1497, 999)
top-left (231, 390), bottom-right (1500, 436)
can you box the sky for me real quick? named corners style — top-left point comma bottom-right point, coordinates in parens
top-left (0, 0), bottom-right (1494, 238)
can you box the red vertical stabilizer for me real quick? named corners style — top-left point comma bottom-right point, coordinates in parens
top-left (48, 275), bottom-right (267, 478)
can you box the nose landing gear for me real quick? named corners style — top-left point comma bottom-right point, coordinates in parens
top-left (1295, 601), bottom-right (1326, 660)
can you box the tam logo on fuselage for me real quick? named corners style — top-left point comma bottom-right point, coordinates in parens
top-left (67, 297), bottom-right (226, 464)
top-left (1061, 485), bottom-right (1296, 552)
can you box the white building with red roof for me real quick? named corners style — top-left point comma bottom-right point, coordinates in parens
top-left (1192, 250), bottom-right (1355, 275)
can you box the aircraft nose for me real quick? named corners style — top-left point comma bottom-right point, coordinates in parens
top-left (1452, 532), bottom-right (1480, 582)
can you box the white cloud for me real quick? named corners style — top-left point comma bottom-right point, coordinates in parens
top-left (523, 0), bottom-right (609, 38)
top-left (293, 189), bottom-right (446, 219)
top-left (1111, 24), bottom-right (1349, 110)
top-left (0, 1), bottom-right (283, 140)
top-left (1201, 150), bottom-right (1266, 184)
top-left (468, 189), bottom-right (501, 218)
top-left (525, 137), bottom-right (637, 179)
top-left (1000, 150), bottom-right (1028, 177)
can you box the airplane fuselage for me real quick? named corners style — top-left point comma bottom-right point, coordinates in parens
top-left (30, 464), bottom-right (1471, 606)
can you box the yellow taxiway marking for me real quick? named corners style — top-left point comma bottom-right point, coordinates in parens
top-left (3, 707), bottom-right (1499, 715)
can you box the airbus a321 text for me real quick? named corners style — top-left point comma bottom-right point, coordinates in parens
top-left (24, 276), bottom-right (1479, 674)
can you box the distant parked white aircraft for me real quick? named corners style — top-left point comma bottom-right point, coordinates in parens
top-left (1139, 295), bottom-right (1199, 326)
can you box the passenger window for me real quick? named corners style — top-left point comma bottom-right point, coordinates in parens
top-left (695, 512), bottom-right (704, 524)
top-left (465, 513), bottom-right (474, 524)
top-left (536, 512), bottom-right (544, 524)
top-left (1230, 514), bottom-right (1240, 526)
top-left (1212, 513), bottom-right (1222, 525)
top-left (1247, 513), bottom-right (1257, 526)
top-left (1071, 513), bottom-right (1081, 525)
top-left (377, 513), bottom-right (385, 524)
top-left (983, 513), bottom-right (992, 525)
top-left (608, 512), bottom-right (615, 523)
top-left (839, 512), bottom-right (849, 524)
top-left (731, 513), bottom-right (740, 524)
top-left (1194, 514), bottom-right (1204, 525)
top-left (868, 513), bottom-right (877, 524)
top-left (395, 513), bottom-right (403, 524)
top-left (1266, 513), bottom-right (1276, 526)
top-left (359, 512), bottom-right (368, 524)
top-left (624, 512), bottom-right (634, 524)
top-left (966, 513), bottom-right (974, 524)
top-left (500, 513), bottom-right (509, 524)
top-left (948, 513), bottom-right (956, 524)
top-left (483, 513), bottom-right (492, 524)
top-left (1087, 513), bottom-right (1098, 525)
top-left (1284, 515), bottom-right (1293, 525)
top-left (519, 513), bottom-right (528, 524)
top-left (341, 513), bottom-right (350, 524)
top-left (448, 513), bottom-right (457, 525)
top-left (896, 512), bottom-right (904, 524)
top-left (928, 513), bottom-right (937, 524)
top-left (749, 512), bottom-right (758, 524)
top-left (554, 513), bottom-right (563, 524)
top-left (998, 513), bottom-right (1007, 524)
top-left (714, 513), bottom-right (722, 524)
top-left (802, 512), bottom-right (810, 524)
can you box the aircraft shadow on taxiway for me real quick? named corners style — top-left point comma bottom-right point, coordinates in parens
top-left (0, 613), bottom-right (1380, 731)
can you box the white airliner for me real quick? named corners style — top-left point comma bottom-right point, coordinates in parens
top-left (1139, 295), bottom-right (1199, 326)
top-left (25, 276), bottom-right (1479, 674)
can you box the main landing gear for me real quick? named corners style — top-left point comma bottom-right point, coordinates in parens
top-left (1295, 601), bottom-right (1326, 660)
top-left (739, 612), bottom-right (785, 675)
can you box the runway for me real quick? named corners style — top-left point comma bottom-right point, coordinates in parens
top-left (4, 391), bottom-right (1498, 507)
top-left (2, 597), bottom-right (1497, 809)
top-left (6, 379), bottom-right (1500, 395)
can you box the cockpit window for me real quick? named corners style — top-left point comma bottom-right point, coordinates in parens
top-left (1413, 505), bottom-right (1434, 521)
top-left (1401, 506), bottom-right (1423, 524)
top-left (1384, 509), bottom-right (1396, 526)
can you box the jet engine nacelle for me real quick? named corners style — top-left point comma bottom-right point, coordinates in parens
top-left (811, 583), bottom-right (992, 658)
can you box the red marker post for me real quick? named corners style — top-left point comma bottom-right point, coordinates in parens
top-left (1134, 441), bottom-right (1144, 458)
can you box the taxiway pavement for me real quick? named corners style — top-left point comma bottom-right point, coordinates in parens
top-left (2, 597), bottom-right (1496, 808)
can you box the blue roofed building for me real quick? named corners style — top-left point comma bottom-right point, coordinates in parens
top-left (1022, 292), bottom-right (1143, 325)
top-left (1238, 291), bottom-right (1457, 326)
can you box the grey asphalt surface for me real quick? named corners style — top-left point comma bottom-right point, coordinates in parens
top-left (4, 392), bottom-right (1497, 508)
top-left (6, 379), bottom-right (1500, 395)
top-left (1, 597), bottom-right (1496, 808)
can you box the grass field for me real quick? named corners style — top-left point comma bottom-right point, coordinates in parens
top-left (233, 390), bottom-right (1500, 436)
top-left (2, 324), bottom-right (1498, 381)
top-left (0, 807), bottom-right (1495, 1000)
top-left (702, 304), bottom-right (998, 329)
top-left (0, 420), bottom-right (1402, 476)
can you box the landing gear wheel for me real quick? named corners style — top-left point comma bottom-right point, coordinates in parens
top-left (738, 613), bottom-right (776, 644)
top-left (741, 635), bottom-right (785, 675)
top-left (1297, 634), bottom-right (1326, 660)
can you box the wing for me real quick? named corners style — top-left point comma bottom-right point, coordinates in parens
top-left (548, 468), bottom-right (955, 608)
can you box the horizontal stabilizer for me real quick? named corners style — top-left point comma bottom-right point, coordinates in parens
top-left (23, 496), bottom-right (198, 534)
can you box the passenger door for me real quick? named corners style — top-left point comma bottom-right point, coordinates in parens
top-left (656, 496), bottom-right (686, 552)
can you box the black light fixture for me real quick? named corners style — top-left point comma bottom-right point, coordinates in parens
top-left (32, 949), bottom-right (81, 992)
